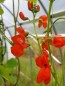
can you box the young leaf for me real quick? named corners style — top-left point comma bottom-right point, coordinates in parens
top-left (0, 0), bottom-right (5, 3)
top-left (0, 7), bottom-right (4, 15)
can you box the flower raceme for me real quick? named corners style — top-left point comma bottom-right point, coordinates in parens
top-left (11, 27), bottom-right (28, 57)
top-left (19, 1), bottom-right (40, 21)
top-left (38, 15), bottom-right (48, 28)
top-left (36, 34), bottom-right (65, 85)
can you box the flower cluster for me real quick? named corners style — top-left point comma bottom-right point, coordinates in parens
top-left (42, 34), bottom-right (65, 50)
top-left (35, 53), bottom-right (51, 84)
top-left (11, 27), bottom-right (28, 57)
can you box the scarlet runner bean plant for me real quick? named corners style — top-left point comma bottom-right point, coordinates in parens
top-left (0, 0), bottom-right (65, 86)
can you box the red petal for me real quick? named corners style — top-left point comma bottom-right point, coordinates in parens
top-left (11, 35), bottom-right (26, 48)
top-left (38, 21), bottom-right (43, 28)
top-left (11, 45), bottom-right (24, 57)
top-left (19, 12), bottom-right (25, 20)
top-left (39, 15), bottom-right (48, 21)
top-left (35, 55), bottom-right (49, 68)
top-left (37, 67), bottom-right (45, 84)
top-left (43, 67), bottom-right (51, 85)
top-left (22, 42), bottom-right (28, 48)
top-left (43, 22), bottom-right (47, 28)
top-left (37, 66), bottom-right (51, 84)
top-left (16, 27), bottom-right (26, 38)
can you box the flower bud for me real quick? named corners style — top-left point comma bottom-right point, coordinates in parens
top-left (19, 12), bottom-right (28, 20)
top-left (28, 1), bottom-right (33, 11)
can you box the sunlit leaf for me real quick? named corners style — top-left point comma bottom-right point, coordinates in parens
top-left (0, 65), bottom-right (12, 81)
top-left (27, 0), bottom-right (37, 3)
top-left (0, 0), bottom-right (5, 3)
top-left (0, 7), bottom-right (4, 15)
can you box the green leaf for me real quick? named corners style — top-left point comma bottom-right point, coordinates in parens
top-left (0, 65), bottom-right (12, 75)
top-left (0, 0), bottom-right (5, 3)
top-left (0, 7), bottom-right (4, 15)
top-left (0, 65), bottom-right (12, 81)
top-left (6, 58), bottom-right (18, 68)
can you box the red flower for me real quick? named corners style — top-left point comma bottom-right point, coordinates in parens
top-left (51, 35), bottom-right (65, 48)
top-left (19, 12), bottom-right (28, 20)
top-left (28, 1), bottom-right (33, 11)
top-left (11, 27), bottom-right (28, 57)
top-left (16, 27), bottom-right (26, 38)
top-left (38, 15), bottom-right (48, 28)
top-left (35, 55), bottom-right (49, 68)
top-left (11, 45), bottom-right (24, 57)
top-left (11, 35), bottom-right (28, 49)
top-left (37, 66), bottom-right (51, 84)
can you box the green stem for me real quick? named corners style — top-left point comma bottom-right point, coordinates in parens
top-left (12, 0), bottom-right (16, 35)
top-left (47, 0), bottom-right (59, 85)
top-left (33, 14), bottom-right (42, 54)
top-left (47, 0), bottom-right (53, 63)
top-left (16, 0), bottom-right (20, 22)
top-left (50, 17), bottom-right (65, 29)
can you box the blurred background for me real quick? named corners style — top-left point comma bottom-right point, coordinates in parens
top-left (0, 0), bottom-right (65, 86)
